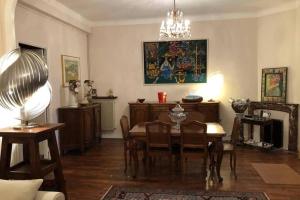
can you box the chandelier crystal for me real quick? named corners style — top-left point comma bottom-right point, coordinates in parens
top-left (160, 0), bottom-right (191, 40)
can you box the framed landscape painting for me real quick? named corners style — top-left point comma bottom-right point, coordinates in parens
top-left (143, 40), bottom-right (207, 84)
top-left (261, 67), bottom-right (287, 103)
top-left (61, 55), bottom-right (80, 86)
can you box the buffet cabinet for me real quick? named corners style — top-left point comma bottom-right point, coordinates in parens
top-left (57, 104), bottom-right (101, 154)
top-left (129, 102), bottom-right (219, 128)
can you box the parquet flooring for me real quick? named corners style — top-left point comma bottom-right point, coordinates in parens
top-left (62, 139), bottom-right (300, 200)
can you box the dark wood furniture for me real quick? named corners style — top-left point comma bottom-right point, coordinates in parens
top-left (120, 115), bottom-right (145, 174)
top-left (248, 101), bottom-right (298, 151)
top-left (241, 117), bottom-right (274, 145)
top-left (129, 102), bottom-right (219, 128)
top-left (223, 117), bottom-right (240, 179)
top-left (0, 124), bottom-right (67, 198)
top-left (130, 123), bottom-right (226, 182)
top-left (145, 121), bottom-right (172, 173)
top-left (180, 121), bottom-right (208, 179)
top-left (57, 104), bottom-right (101, 154)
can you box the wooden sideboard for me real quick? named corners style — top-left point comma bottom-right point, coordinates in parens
top-left (129, 102), bottom-right (219, 128)
top-left (57, 104), bottom-right (101, 154)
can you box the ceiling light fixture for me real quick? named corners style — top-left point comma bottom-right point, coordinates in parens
top-left (159, 0), bottom-right (191, 40)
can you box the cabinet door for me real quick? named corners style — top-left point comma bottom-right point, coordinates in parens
top-left (83, 108), bottom-right (95, 147)
top-left (197, 103), bottom-right (219, 122)
top-left (58, 109), bottom-right (82, 153)
top-left (149, 104), bottom-right (170, 121)
top-left (129, 104), bottom-right (149, 128)
top-left (94, 105), bottom-right (102, 141)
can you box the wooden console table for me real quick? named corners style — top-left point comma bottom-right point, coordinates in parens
top-left (129, 102), bottom-right (219, 128)
top-left (248, 101), bottom-right (298, 151)
top-left (241, 117), bottom-right (274, 145)
top-left (0, 124), bottom-right (67, 198)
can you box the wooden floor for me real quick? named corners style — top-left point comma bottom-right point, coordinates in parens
top-left (62, 139), bottom-right (300, 200)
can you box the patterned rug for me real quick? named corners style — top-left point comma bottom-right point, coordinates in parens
top-left (101, 186), bottom-right (269, 200)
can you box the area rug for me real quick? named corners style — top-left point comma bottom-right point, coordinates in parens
top-left (252, 163), bottom-right (300, 185)
top-left (101, 186), bottom-right (269, 200)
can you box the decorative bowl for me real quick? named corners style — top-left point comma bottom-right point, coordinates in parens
top-left (182, 95), bottom-right (203, 103)
top-left (137, 98), bottom-right (145, 103)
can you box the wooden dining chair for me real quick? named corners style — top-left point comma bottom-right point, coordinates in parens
top-left (180, 120), bottom-right (208, 180)
top-left (120, 115), bottom-right (145, 174)
top-left (223, 116), bottom-right (240, 178)
top-left (145, 120), bottom-right (172, 172)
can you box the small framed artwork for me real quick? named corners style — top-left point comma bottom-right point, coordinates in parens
top-left (261, 67), bottom-right (287, 103)
top-left (61, 55), bottom-right (80, 86)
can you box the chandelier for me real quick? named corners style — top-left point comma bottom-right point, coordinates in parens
top-left (159, 0), bottom-right (191, 40)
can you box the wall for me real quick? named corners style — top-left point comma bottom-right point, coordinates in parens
top-left (89, 18), bottom-right (258, 138)
top-left (257, 7), bottom-right (300, 150)
top-left (15, 3), bottom-right (89, 123)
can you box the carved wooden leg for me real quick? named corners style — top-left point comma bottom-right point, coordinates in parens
top-left (215, 140), bottom-right (224, 182)
top-left (0, 136), bottom-right (12, 179)
top-left (132, 141), bottom-right (138, 178)
top-left (123, 145), bottom-right (127, 174)
top-left (208, 143), bottom-right (215, 181)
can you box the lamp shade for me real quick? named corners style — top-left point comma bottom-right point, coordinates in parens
top-left (0, 49), bottom-right (52, 121)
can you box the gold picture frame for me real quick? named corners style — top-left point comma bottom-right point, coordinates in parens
top-left (61, 55), bottom-right (80, 86)
top-left (261, 67), bottom-right (287, 103)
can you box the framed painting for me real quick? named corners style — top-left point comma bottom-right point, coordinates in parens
top-left (143, 40), bottom-right (207, 84)
top-left (61, 55), bottom-right (80, 86)
top-left (261, 67), bottom-right (287, 103)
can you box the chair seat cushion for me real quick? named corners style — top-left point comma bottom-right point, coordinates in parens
top-left (223, 143), bottom-right (234, 151)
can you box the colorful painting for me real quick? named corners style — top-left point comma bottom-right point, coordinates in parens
top-left (261, 67), bottom-right (287, 103)
top-left (61, 55), bottom-right (80, 86)
top-left (143, 40), bottom-right (207, 84)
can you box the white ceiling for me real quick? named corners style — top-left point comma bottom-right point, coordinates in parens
top-left (57, 0), bottom-right (299, 23)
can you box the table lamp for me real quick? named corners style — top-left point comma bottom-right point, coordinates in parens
top-left (0, 49), bottom-right (52, 128)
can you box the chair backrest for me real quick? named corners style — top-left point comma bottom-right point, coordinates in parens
top-left (120, 115), bottom-right (130, 140)
top-left (185, 111), bottom-right (205, 123)
top-left (231, 116), bottom-right (241, 145)
top-left (145, 120), bottom-right (171, 150)
top-left (180, 120), bottom-right (208, 150)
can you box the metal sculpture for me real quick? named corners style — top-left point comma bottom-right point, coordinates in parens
top-left (0, 49), bottom-right (52, 127)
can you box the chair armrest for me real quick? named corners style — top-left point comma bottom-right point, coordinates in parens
top-left (35, 191), bottom-right (65, 200)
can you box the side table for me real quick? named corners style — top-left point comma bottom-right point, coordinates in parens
top-left (241, 117), bottom-right (274, 146)
top-left (0, 123), bottom-right (67, 199)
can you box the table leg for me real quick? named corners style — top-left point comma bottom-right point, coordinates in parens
top-left (208, 143), bottom-right (215, 181)
top-left (48, 131), bottom-right (68, 199)
top-left (215, 140), bottom-right (224, 182)
top-left (132, 141), bottom-right (138, 178)
top-left (0, 136), bottom-right (12, 179)
top-left (28, 138), bottom-right (42, 178)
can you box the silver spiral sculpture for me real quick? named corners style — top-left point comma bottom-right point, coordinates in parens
top-left (0, 49), bottom-right (52, 126)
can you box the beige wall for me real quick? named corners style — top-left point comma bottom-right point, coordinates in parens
top-left (257, 8), bottom-right (300, 150)
top-left (15, 4), bottom-right (89, 123)
top-left (89, 18), bottom-right (258, 138)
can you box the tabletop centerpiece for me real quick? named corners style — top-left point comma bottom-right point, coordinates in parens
top-left (169, 102), bottom-right (187, 129)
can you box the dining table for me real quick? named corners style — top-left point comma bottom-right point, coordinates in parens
top-left (129, 122), bottom-right (226, 182)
